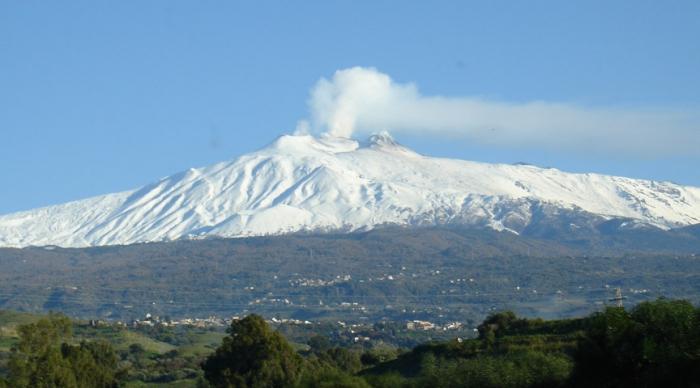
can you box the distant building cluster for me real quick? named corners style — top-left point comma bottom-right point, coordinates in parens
top-left (127, 313), bottom-right (231, 328)
top-left (406, 320), bottom-right (464, 331)
top-left (124, 313), bottom-right (316, 329)
top-left (290, 275), bottom-right (352, 287)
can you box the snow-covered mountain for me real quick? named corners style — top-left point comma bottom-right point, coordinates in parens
top-left (2, 132), bottom-right (700, 248)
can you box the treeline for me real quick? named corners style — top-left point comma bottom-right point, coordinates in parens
top-left (2, 298), bottom-right (700, 387)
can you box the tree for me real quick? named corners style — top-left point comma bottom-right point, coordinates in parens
top-left (7, 314), bottom-right (76, 387)
top-left (7, 314), bottom-right (119, 388)
top-left (202, 314), bottom-right (303, 387)
top-left (571, 299), bottom-right (700, 387)
top-left (62, 341), bottom-right (119, 387)
top-left (477, 311), bottom-right (519, 339)
top-left (307, 335), bottom-right (331, 354)
top-left (319, 348), bottom-right (363, 375)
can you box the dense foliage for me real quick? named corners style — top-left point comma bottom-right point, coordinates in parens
top-left (2, 298), bottom-right (700, 387)
top-left (194, 299), bottom-right (700, 388)
top-left (3, 314), bottom-right (119, 388)
top-left (572, 299), bottom-right (700, 387)
top-left (201, 314), bottom-right (303, 387)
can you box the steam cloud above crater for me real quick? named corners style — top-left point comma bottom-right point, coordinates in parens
top-left (297, 67), bottom-right (699, 156)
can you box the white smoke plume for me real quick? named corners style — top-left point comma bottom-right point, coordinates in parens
top-left (297, 67), bottom-right (700, 156)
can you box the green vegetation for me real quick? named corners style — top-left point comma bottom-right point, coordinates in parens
top-left (201, 314), bottom-right (303, 387)
top-left (0, 310), bottom-right (42, 352)
top-left (357, 299), bottom-right (700, 387)
top-left (2, 226), bottom-right (700, 324)
top-left (1, 298), bottom-right (700, 387)
top-left (3, 314), bottom-right (120, 387)
top-left (571, 299), bottom-right (700, 387)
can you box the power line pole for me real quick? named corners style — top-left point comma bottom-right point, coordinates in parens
top-left (609, 287), bottom-right (625, 308)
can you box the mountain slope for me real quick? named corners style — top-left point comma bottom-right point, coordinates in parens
top-left (1, 133), bottom-right (699, 247)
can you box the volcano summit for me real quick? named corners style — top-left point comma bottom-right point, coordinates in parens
top-left (1, 132), bottom-right (699, 248)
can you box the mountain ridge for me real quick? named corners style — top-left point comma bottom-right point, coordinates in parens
top-left (1, 132), bottom-right (699, 248)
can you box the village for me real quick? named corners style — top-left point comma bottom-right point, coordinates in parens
top-left (118, 312), bottom-right (467, 334)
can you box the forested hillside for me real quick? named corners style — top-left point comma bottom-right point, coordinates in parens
top-left (1, 299), bottom-right (699, 387)
top-left (1, 227), bottom-right (699, 322)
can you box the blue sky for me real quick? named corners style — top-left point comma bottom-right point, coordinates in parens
top-left (1, 1), bottom-right (699, 214)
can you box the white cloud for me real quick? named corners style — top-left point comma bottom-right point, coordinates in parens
top-left (302, 67), bottom-right (700, 156)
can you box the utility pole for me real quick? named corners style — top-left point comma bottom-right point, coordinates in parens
top-left (609, 287), bottom-right (626, 308)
